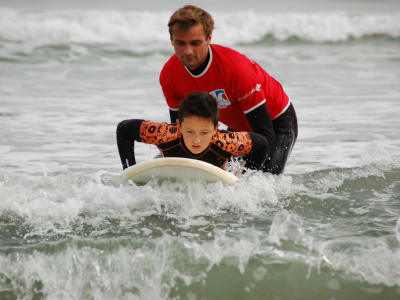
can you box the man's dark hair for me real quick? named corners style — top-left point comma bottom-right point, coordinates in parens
top-left (178, 92), bottom-right (219, 126)
top-left (168, 5), bottom-right (214, 39)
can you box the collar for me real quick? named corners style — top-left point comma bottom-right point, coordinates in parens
top-left (185, 45), bottom-right (212, 78)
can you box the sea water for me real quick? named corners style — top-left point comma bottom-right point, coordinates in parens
top-left (1, 0), bottom-right (400, 299)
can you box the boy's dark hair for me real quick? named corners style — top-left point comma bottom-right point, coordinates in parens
top-left (178, 92), bottom-right (219, 126)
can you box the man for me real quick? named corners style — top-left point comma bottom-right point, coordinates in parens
top-left (117, 92), bottom-right (269, 170)
top-left (159, 5), bottom-right (298, 174)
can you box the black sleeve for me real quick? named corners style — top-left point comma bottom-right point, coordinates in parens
top-left (244, 132), bottom-right (270, 170)
top-left (116, 119), bottom-right (144, 169)
top-left (245, 104), bottom-right (276, 153)
top-left (169, 109), bottom-right (179, 124)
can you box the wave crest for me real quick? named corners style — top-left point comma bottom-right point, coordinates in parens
top-left (0, 8), bottom-right (399, 48)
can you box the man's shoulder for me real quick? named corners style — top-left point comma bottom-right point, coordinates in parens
top-left (160, 54), bottom-right (182, 82)
top-left (211, 44), bottom-right (252, 71)
top-left (211, 44), bottom-right (237, 53)
top-left (211, 44), bottom-right (246, 60)
top-left (163, 54), bottom-right (180, 69)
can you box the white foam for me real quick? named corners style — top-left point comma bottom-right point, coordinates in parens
top-left (396, 217), bottom-right (400, 244)
top-left (317, 235), bottom-right (400, 286)
top-left (265, 210), bottom-right (400, 286)
top-left (268, 210), bottom-right (313, 247)
top-left (0, 168), bottom-right (294, 244)
top-left (0, 238), bottom-right (174, 299)
top-left (129, 170), bottom-right (289, 218)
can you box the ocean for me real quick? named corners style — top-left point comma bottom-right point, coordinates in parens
top-left (1, 0), bottom-right (400, 299)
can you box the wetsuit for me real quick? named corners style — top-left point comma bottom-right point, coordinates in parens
top-left (116, 119), bottom-right (269, 170)
top-left (160, 44), bottom-right (298, 174)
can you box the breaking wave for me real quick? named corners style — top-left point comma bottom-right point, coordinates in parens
top-left (0, 8), bottom-right (399, 49)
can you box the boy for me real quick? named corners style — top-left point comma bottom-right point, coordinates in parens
top-left (116, 92), bottom-right (270, 171)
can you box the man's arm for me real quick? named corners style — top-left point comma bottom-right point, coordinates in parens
top-left (116, 119), bottom-right (144, 169)
top-left (245, 132), bottom-right (270, 170)
top-left (160, 64), bottom-right (182, 124)
top-left (245, 104), bottom-right (276, 155)
top-left (169, 109), bottom-right (179, 124)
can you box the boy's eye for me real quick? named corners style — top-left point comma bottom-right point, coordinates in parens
top-left (190, 41), bottom-right (201, 46)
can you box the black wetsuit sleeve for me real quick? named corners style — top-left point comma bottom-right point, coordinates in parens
top-left (169, 109), bottom-right (179, 124)
top-left (244, 132), bottom-right (270, 170)
top-left (116, 119), bottom-right (144, 169)
top-left (245, 104), bottom-right (276, 154)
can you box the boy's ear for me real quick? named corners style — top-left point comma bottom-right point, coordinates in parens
top-left (214, 123), bottom-right (219, 134)
top-left (176, 119), bottom-right (181, 128)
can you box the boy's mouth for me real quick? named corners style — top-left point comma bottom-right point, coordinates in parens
top-left (191, 145), bottom-right (201, 151)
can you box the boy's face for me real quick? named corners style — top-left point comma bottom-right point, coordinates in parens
top-left (178, 115), bottom-right (217, 154)
top-left (170, 23), bottom-right (211, 70)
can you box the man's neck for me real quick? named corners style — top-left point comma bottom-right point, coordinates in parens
top-left (188, 49), bottom-right (210, 76)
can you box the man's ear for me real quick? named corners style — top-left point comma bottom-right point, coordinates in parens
top-left (206, 34), bottom-right (212, 45)
top-left (176, 119), bottom-right (181, 129)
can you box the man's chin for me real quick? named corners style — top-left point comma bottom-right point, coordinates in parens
top-left (185, 64), bottom-right (196, 70)
top-left (182, 60), bottom-right (198, 70)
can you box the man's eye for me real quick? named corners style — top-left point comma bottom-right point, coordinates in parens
top-left (191, 41), bottom-right (201, 46)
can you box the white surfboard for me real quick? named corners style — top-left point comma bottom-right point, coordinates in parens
top-left (121, 157), bottom-right (238, 185)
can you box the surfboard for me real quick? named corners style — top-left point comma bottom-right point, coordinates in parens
top-left (121, 157), bottom-right (238, 185)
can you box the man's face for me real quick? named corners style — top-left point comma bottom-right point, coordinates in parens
top-left (178, 115), bottom-right (217, 154)
top-left (170, 23), bottom-right (211, 70)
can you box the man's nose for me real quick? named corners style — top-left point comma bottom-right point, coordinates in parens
top-left (183, 45), bottom-right (193, 55)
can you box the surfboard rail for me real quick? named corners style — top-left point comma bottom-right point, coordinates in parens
top-left (122, 157), bottom-right (238, 184)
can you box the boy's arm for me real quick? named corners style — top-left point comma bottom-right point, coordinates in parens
top-left (216, 131), bottom-right (270, 171)
top-left (116, 119), bottom-right (144, 169)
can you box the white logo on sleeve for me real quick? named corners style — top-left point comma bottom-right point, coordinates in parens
top-left (210, 89), bottom-right (231, 109)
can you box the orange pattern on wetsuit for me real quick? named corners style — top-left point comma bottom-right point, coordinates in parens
top-left (138, 120), bottom-right (253, 168)
top-left (139, 121), bottom-right (180, 145)
top-left (212, 131), bottom-right (252, 156)
top-left (140, 121), bottom-right (252, 156)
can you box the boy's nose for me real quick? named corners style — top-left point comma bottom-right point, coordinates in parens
top-left (193, 134), bottom-right (201, 143)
